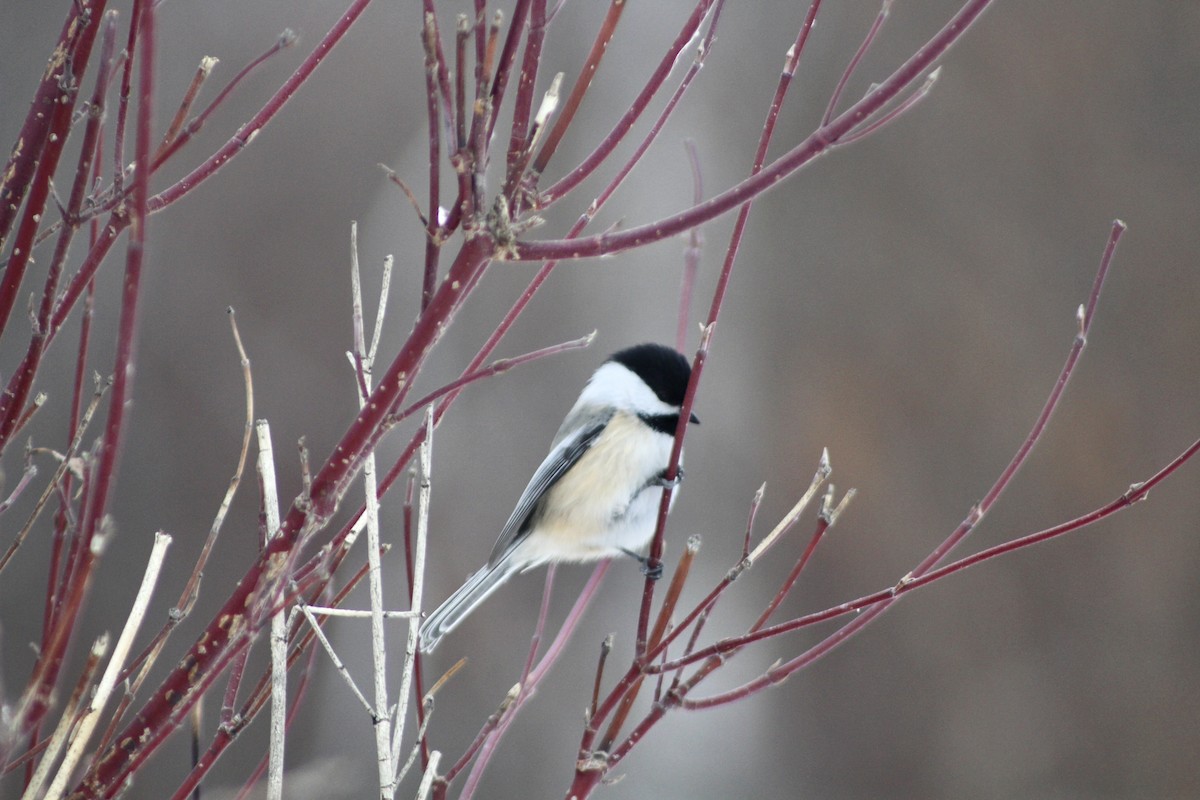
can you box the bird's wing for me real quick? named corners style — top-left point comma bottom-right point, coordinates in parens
top-left (486, 410), bottom-right (613, 567)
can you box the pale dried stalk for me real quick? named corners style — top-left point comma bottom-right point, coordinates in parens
top-left (256, 419), bottom-right (286, 800)
top-left (414, 750), bottom-right (441, 800)
top-left (40, 532), bottom-right (171, 800)
top-left (746, 448), bottom-right (831, 565)
top-left (303, 606), bottom-right (418, 619)
top-left (21, 639), bottom-right (108, 800)
top-left (297, 602), bottom-right (375, 714)
top-left (349, 222), bottom-right (396, 797)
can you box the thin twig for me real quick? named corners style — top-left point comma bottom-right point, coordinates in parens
top-left (157, 56), bottom-right (218, 157)
top-left (350, 222), bottom-right (396, 798)
top-left (821, 0), bottom-right (892, 126)
top-left (298, 603), bottom-right (375, 715)
top-left (570, 8), bottom-right (826, 787)
top-left (390, 410), bottom-right (434, 775)
top-left (421, 11), bottom-right (445, 310)
top-left (302, 607), bottom-right (418, 619)
top-left (600, 536), bottom-right (700, 751)
top-left (530, 0), bottom-right (627, 178)
top-left (838, 66), bottom-right (941, 146)
top-left (1, 381), bottom-right (105, 573)
top-left (677, 139), bottom-right (704, 352)
top-left (538, 0), bottom-right (720, 206)
top-left (589, 634), bottom-right (615, 726)
top-left (256, 419), bottom-right (286, 800)
top-left (391, 331), bottom-right (595, 424)
top-left (446, 563), bottom-right (609, 786)
top-left (518, 0), bottom-right (997, 260)
top-left (19, 639), bottom-right (106, 800)
top-left (41, 532), bottom-right (171, 800)
top-left (396, 698), bottom-right (437, 787)
top-left (175, 307), bottom-right (254, 619)
top-left (675, 222), bottom-right (1129, 706)
top-left (148, 4), bottom-right (374, 212)
top-left (414, 751), bottom-right (442, 800)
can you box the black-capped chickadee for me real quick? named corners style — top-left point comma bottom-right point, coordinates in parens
top-left (418, 343), bottom-right (699, 652)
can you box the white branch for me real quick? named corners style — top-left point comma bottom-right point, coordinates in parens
top-left (747, 448), bottom-right (831, 565)
top-left (256, 419), bottom-right (287, 800)
top-left (414, 750), bottom-right (441, 800)
top-left (303, 606), bottom-right (418, 619)
top-left (40, 532), bottom-right (171, 800)
top-left (21, 638), bottom-right (108, 800)
top-left (298, 602), bottom-right (375, 715)
top-left (351, 222), bottom-right (396, 797)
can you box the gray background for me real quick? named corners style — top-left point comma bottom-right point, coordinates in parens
top-left (2, 1), bottom-right (1198, 798)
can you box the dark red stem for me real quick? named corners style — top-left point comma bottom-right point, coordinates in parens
top-left (523, 0), bottom-right (996, 260)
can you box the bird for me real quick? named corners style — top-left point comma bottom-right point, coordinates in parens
top-left (418, 343), bottom-right (699, 652)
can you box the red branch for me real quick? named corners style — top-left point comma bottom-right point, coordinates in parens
top-left (519, 0), bottom-right (996, 260)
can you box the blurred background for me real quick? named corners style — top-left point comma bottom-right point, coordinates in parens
top-left (2, 1), bottom-right (1198, 798)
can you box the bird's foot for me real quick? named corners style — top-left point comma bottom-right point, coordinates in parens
top-left (653, 467), bottom-right (685, 489)
top-left (620, 548), bottom-right (664, 580)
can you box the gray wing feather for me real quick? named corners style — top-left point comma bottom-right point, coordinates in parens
top-left (486, 409), bottom-right (612, 567)
top-left (418, 549), bottom-right (526, 652)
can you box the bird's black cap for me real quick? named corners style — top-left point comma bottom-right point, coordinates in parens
top-left (608, 343), bottom-right (694, 411)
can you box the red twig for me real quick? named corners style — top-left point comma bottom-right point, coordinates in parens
top-left (110, 1), bottom-right (144, 197)
top-left (422, 13), bottom-right (445, 312)
top-left (455, 16), bottom-right (469, 151)
top-left (634, 0), bottom-right (811, 661)
top-left (529, 0), bottom-right (627, 178)
top-left (0, 1), bottom-right (106, 252)
top-left (538, 0), bottom-right (718, 207)
top-left (0, 7), bottom-right (105, 349)
top-left (676, 220), bottom-right (1128, 706)
top-left (487, 0), bottom-right (531, 141)
top-left (455, 562), bottom-right (610, 797)
top-left (676, 138), bottom-right (704, 352)
top-left (0, 11), bottom-right (117, 447)
top-left (75, 0), bottom-right (155, 635)
top-left (150, 29), bottom-right (297, 175)
top-left (4, 2), bottom-right (151, 761)
top-left (821, 0), bottom-right (892, 126)
top-left (567, 5), bottom-right (826, 790)
top-left (390, 332), bottom-right (594, 424)
top-left (519, 0), bottom-right (995, 260)
top-left (147, 0), bottom-right (377, 213)
top-left (421, 0), bottom-right (456, 136)
top-left (322, 0), bottom-right (724, 577)
top-left (502, 0), bottom-right (547, 195)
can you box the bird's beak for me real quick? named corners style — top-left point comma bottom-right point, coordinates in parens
top-left (689, 412), bottom-right (700, 425)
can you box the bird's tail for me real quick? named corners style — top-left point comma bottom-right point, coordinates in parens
top-left (418, 552), bottom-right (528, 652)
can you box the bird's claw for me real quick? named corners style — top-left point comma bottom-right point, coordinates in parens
top-left (620, 548), bottom-right (664, 581)
top-left (654, 467), bottom-right (685, 489)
